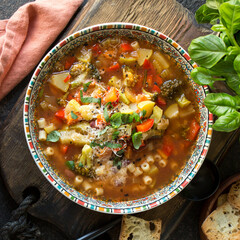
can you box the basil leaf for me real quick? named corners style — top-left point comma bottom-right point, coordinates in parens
top-left (204, 93), bottom-right (239, 117)
top-left (110, 112), bottom-right (122, 128)
top-left (195, 4), bottom-right (219, 24)
top-left (139, 110), bottom-right (147, 119)
top-left (220, 1), bottom-right (240, 35)
top-left (80, 90), bottom-right (101, 106)
top-left (83, 81), bottom-right (92, 92)
top-left (190, 67), bottom-right (225, 88)
top-left (47, 130), bottom-right (60, 142)
top-left (225, 73), bottom-right (240, 95)
top-left (132, 132), bottom-right (143, 150)
top-left (206, 0), bottom-right (225, 10)
top-left (213, 111), bottom-right (240, 132)
top-left (103, 102), bottom-right (112, 122)
top-left (188, 35), bottom-right (227, 68)
top-left (71, 111), bottom-right (78, 119)
top-left (105, 142), bottom-right (122, 149)
top-left (66, 161), bottom-right (75, 170)
top-left (211, 24), bottom-right (226, 32)
top-left (98, 126), bottom-right (110, 136)
top-left (112, 131), bottom-right (120, 140)
top-left (116, 149), bottom-right (124, 155)
top-left (233, 54), bottom-right (240, 74)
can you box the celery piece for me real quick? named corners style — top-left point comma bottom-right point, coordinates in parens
top-left (150, 106), bottom-right (163, 124)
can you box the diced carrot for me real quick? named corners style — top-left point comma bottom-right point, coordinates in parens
top-left (64, 74), bottom-right (71, 83)
top-left (55, 109), bottom-right (65, 120)
top-left (64, 56), bottom-right (76, 70)
top-left (187, 119), bottom-right (200, 141)
top-left (60, 145), bottom-right (69, 154)
top-left (162, 143), bottom-right (174, 157)
top-left (152, 84), bottom-right (161, 93)
top-left (97, 114), bottom-right (106, 123)
top-left (142, 59), bottom-right (151, 70)
top-left (104, 87), bottom-right (119, 103)
top-left (136, 94), bottom-right (148, 103)
top-left (157, 149), bottom-right (168, 159)
top-left (120, 43), bottom-right (133, 52)
top-left (136, 119), bottom-right (154, 132)
top-left (108, 62), bottom-right (120, 72)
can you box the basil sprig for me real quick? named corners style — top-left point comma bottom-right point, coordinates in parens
top-left (47, 130), bottom-right (60, 142)
top-left (90, 141), bottom-right (122, 149)
top-left (132, 132), bottom-right (143, 150)
top-left (71, 111), bottom-right (78, 119)
top-left (83, 81), bottom-right (92, 92)
top-left (80, 90), bottom-right (101, 106)
top-left (188, 0), bottom-right (240, 132)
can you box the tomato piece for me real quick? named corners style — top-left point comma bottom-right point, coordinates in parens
top-left (108, 62), bottom-right (120, 72)
top-left (104, 87), bottom-right (119, 103)
top-left (91, 43), bottom-right (102, 55)
top-left (156, 96), bottom-right (166, 107)
top-left (152, 84), bottom-right (161, 93)
top-left (155, 75), bottom-right (163, 85)
top-left (142, 59), bottom-right (151, 70)
top-left (60, 145), bottom-right (69, 154)
top-left (55, 109), bottom-right (65, 120)
top-left (136, 119), bottom-right (154, 132)
top-left (63, 74), bottom-right (71, 83)
top-left (146, 74), bottom-right (154, 89)
top-left (187, 119), bottom-right (200, 141)
top-left (162, 144), bottom-right (173, 157)
top-left (64, 56), bottom-right (76, 70)
top-left (120, 43), bottom-right (133, 52)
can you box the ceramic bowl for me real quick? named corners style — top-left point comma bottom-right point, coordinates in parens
top-left (23, 23), bottom-right (213, 214)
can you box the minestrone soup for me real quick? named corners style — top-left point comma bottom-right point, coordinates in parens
top-left (35, 37), bottom-right (200, 201)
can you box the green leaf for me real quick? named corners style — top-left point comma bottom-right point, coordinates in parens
top-left (46, 130), bottom-right (60, 142)
top-left (210, 57), bottom-right (235, 73)
top-left (139, 110), bottom-right (147, 119)
top-left (112, 131), bottom-right (120, 140)
top-left (110, 112), bottom-right (122, 128)
top-left (83, 81), bottom-right (92, 92)
top-left (233, 54), bottom-right (240, 73)
top-left (220, 1), bottom-right (240, 35)
top-left (213, 111), bottom-right (240, 132)
top-left (220, 32), bottom-right (232, 47)
top-left (211, 24), bottom-right (226, 32)
top-left (195, 4), bottom-right (219, 24)
top-left (98, 126), bottom-right (110, 136)
top-left (225, 73), bottom-right (240, 95)
top-left (132, 132), bottom-right (143, 150)
top-left (191, 67), bottom-right (225, 88)
top-left (204, 93), bottom-right (239, 117)
top-left (71, 111), bottom-right (78, 119)
top-left (103, 102), bottom-right (112, 122)
top-left (188, 35), bottom-right (227, 68)
top-left (90, 141), bottom-right (122, 149)
top-left (206, 0), bottom-right (226, 9)
top-left (66, 161), bottom-right (75, 170)
top-left (80, 90), bottom-right (101, 106)
top-left (113, 157), bottom-right (122, 169)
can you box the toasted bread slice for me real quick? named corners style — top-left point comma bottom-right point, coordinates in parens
top-left (217, 193), bottom-right (228, 208)
top-left (202, 201), bottom-right (240, 240)
top-left (228, 181), bottom-right (240, 210)
top-left (119, 215), bottom-right (162, 240)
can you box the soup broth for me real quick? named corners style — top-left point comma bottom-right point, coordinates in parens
top-left (35, 37), bottom-right (200, 201)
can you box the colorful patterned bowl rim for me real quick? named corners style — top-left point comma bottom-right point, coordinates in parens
top-left (23, 22), bottom-right (213, 214)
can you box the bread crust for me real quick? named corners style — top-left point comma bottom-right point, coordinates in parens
top-left (228, 181), bottom-right (240, 210)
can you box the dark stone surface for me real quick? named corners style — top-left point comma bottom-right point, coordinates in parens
top-left (0, 1), bottom-right (239, 240)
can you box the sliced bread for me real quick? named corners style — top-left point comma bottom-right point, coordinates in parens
top-left (201, 201), bottom-right (240, 240)
top-left (119, 215), bottom-right (162, 240)
top-left (227, 180), bottom-right (240, 210)
top-left (216, 193), bottom-right (228, 208)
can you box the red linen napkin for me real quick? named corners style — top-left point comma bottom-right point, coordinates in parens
top-left (0, 0), bottom-right (83, 100)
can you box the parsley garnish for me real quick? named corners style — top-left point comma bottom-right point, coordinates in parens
top-left (80, 90), bottom-right (101, 106)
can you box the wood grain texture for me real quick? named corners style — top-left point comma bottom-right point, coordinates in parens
top-left (0, 0), bottom-right (234, 239)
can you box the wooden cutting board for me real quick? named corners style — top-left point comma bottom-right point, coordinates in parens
top-left (0, 0), bottom-right (238, 239)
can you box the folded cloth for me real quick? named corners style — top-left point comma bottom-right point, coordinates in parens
top-left (0, 0), bottom-right (83, 100)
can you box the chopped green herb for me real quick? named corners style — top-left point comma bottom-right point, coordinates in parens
top-left (139, 110), bottom-right (147, 118)
top-left (80, 90), bottom-right (101, 106)
top-left (78, 162), bottom-right (84, 167)
top-left (46, 130), bottom-right (60, 142)
top-left (66, 161), bottom-right (75, 170)
top-left (132, 132), bottom-right (143, 149)
top-left (71, 111), bottom-right (78, 119)
top-left (98, 126), bottom-right (110, 136)
top-left (83, 81), bottom-right (92, 92)
top-left (116, 149), bottom-right (124, 156)
top-left (103, 102), bottom-right (113, 122)
top-left (113, 157), bottom-right (122, 169)
top-left (112, 131), bottom-right (120, 140)
top-left (110, 112), bottom-right (122, 128)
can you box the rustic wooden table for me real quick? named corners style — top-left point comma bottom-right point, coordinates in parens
top-left (1, 1), bottom-right (240, 240)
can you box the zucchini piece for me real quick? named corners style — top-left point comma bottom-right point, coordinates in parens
top-left (119, 56), bottom-right (137, 65)
top-left (150, 106), bottom-right (163, 124)
top-left (59, 130), bottom-right (90, 146)
top-left (119, 92), bottom-right (130, 105)
top-left (70, 72), bottom-right (87, 89)
top-left (137, 48), bottom-right (153, 66)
